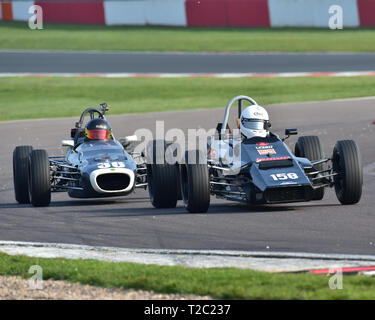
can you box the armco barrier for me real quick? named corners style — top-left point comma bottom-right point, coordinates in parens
top-left (185, 0), bottom-right (227, 27)
top-left (104, 0), bottom-right (186, 26)
top-left (1, 1), bottom-right (13, 21)
top-left (227, 0), bottom-right (270, 27)
top-left (1, 0), bottom-right (375, 27)
top-left (185, 0), bottom-right (270, 27)
top-left (34, 1), bottom-right (105, 24)
top-left (358, 0), bottom-right (375, 26)
top-left (12, 0), bottom-right (33, 21)
top-left (268, 0), bottom-right (359, 27)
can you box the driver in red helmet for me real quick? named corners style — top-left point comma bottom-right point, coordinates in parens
top-left (85, 118), bottom-right (112, 141)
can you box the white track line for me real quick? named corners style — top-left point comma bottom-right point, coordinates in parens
top-left (1, 71), bottom-right (375, 78)
top-left (1, 241), bottom-right (375, 273)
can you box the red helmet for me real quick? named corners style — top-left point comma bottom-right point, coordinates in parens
top-left (85, 118), bottom-right (112, 141)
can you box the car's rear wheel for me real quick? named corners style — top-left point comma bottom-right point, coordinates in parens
top-left (29, 149), bottom-right (51, 207)
top-left (295, 136), bottom-right (325, 200)
top-left (332, 140), bottom-right (362, 205)
top-left (180, 150), bottom-right (210, 213)
top-left (146, 140), bottom-right (179, 208)
top-left (13, 145), bottom-right (33, 204)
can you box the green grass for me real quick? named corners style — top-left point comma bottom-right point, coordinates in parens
top-left (1, 76), bottom-right (375, 121)
top-left (1, 252), bottom-right (375, 299)
top-left (1, 21), bottom-right (375, 52)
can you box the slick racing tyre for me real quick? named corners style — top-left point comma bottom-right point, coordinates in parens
top-left (146, 140), bottom-right (179, 208)
top-left (13, 145), bottom-right (33, 204)
top-left (29, 149), bottom-right (51, 207)
top-left (332, 140), bottom-right (362, 205)
top-left (295, 136), bottom-right (325, 200)
top-left (180, 150), bottom-right (210, 213)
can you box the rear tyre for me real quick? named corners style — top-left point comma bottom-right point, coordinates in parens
top-left (146, 140), bottom-right (179, 208)
top-left (13, 146), bottom-right (33, 204)
top-left (29, 149), bottom-right (51, 207)
top-left (332, 140), bottom-right (362, 205)
top-left (180, 150), bottom-right (210, 213)
top-left (295, 136), bottom-right (325, 200)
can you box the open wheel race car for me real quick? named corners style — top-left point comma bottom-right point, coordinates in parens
top-left (146, 95), bottom-right (363, 213)
top-left (13, 103), bottom-right (147, 207)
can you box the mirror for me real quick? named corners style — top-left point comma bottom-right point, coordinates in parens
top-left (62, 140), bottom-right (74, 147)
top-left (285, 128), bottom-right (298, 136)
top-left (122, 135), bottom-right (138, 143)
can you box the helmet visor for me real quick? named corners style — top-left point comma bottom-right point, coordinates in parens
top-left (86, 129), bottom-right (111, 140)
top-left (241, 119), bottom-right (266, 130)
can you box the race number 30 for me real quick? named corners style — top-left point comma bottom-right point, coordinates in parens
top-left (97, 162), bottom-right (125, 169)
top-left (270, 173), bottom-right (298, 181)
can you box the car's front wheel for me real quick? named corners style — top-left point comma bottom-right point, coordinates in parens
top-left (13, 145), bottom-right (33, 204)
top-left (180, 150), bottom-right (210, 213)
top-left (29, 149), bottom-right (51, 207)
top-left (332, 140), bottom-right (362, 205)
top-left (147, 140), bottom-right (179, 208)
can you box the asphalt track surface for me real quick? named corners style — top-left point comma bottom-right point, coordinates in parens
top-left (1, 97), bottom-right (375, 255)
top-left (1, 51), bottom-right (375, 73)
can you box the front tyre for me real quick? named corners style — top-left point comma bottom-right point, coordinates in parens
top-left (295, 136), bottom-right (325, 200)
top-left (29, 149), bottom-right (51, 207)
top-left (13, 145), bottom-right (33, 204)
top-left (332, 140), bottom-right (362, 205)
top-left (147, 140), bottom-right (179, 208)
top-left (180, 150), bottom-right (210, 213)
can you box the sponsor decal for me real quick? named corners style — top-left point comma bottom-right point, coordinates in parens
top-left (257, 148), bottom-right (276, 155)
top-left (256, 156), bottom-right (290, 163)
top-left (280, 181), bottom-right (298, 185)
top-left (255, 145), bottom-right (273, 150)
top-left (256, 142), bottom-right (269, 146)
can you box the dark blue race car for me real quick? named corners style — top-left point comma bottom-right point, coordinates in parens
top-left (13, 104), bottom-right (147, 207)
top-left (147, 95), bottom-right (363, 213)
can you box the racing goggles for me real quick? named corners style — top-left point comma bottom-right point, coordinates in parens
top-left (241, 118), bottom-right (270, 130)
top-left (85, 128), bottom-right (111, 140)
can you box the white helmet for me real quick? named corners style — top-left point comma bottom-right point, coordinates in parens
top-left (240, 105), bottom-right (270, 139)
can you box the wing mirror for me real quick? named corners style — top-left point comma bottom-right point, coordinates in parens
top-left (120, 135), bottom-right (138, 143)
top-left (283, 128), bottom-right (298, 141)
top-left (285, 128), bottom-right (298, 136)
top-left (62, 140), bottom-right (74, 147)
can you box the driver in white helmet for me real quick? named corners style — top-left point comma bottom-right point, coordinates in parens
top-left (239, 105), bottom-right (271, 140)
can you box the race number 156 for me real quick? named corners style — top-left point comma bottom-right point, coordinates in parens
top-left (270, 173), bottom-right (298, 181)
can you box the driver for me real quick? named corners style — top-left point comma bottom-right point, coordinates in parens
top-left (239, 105), bottom-right (271, 139)
top-left (85, 118), bottom-right (112, 141)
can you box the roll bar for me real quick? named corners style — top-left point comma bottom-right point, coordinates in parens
top-left (221, 95), bottom-right (259, 137)
top-left (75, 103), bottom-right (108, 129)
